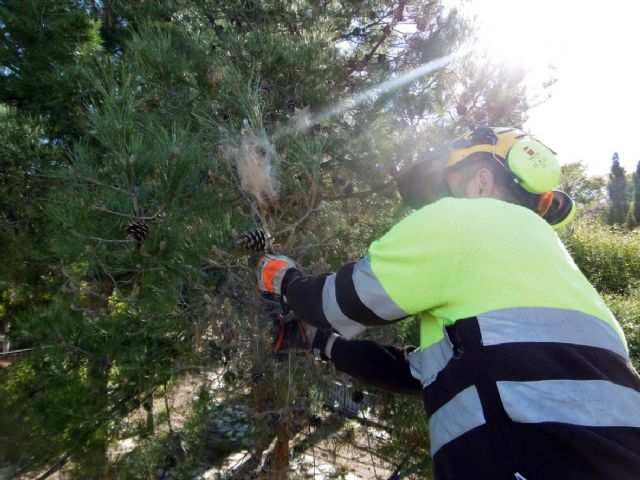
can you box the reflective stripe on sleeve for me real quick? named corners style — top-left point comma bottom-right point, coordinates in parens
top-left (428, 385), bottom-right (486, 455)
top-left (262, 260), bottom-right (289, 292)
top-left (321, 274), bottom-right (366, 338)
top-left (477, 307), bottom-right (628, 359)
top-left (497, 379), bottom-right (640, 428)
top-left (352, 257), bottom-right (408, 321)
top-left (408, 332), bottom-right (454, 387)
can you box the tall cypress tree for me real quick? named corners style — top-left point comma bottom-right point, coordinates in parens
top-left (607, 152), bottom-right (630, 225)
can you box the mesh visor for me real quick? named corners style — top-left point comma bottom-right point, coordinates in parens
top-left (535, 191), bottom-right (554, 216)
top-left (396, 148), bottom-right (451, 209)
top-left (542, 191), bottom-right (576, 228)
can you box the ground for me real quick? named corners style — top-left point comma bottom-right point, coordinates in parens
top-left (27, 369), bottom-right (417, 479)
top-left (120, 370), bottom-right (400, 479)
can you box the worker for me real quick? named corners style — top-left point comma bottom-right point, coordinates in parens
top-left (256, 127), bottom-right (640, 479)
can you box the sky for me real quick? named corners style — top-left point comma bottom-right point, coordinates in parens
top-left (458, 0), bottom-right (640, 176)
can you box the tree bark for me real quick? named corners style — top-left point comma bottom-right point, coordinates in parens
top-left (271, 412), bottom-right (290, 480)
top-left (79, 276), bottom-right (114, 479)
top-left (1, 321), bottom-right (9, 353)
top-left (253, 367), bottom-right (290, 479)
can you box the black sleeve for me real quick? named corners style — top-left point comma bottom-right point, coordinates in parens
top-left (281, 269), bottom-right (334, 330)
top-left (281, 261), bottom-right (407, 337)
top-left (330, 337), bottom-right (422, 396)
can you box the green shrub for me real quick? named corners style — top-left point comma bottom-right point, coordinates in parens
top-left (564, 224), bottom-right (640, 294)
top-left (604, 291), bottom-right (640, 371)
top-left (564, 220), bottom-right (640, 371)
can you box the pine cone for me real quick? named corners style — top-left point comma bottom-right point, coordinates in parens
top-left (236, 228), bottom-right (267, 253)
top-left (286, 98), bottom-right (295, 111)
top-left (125, 220), bottom-right (149, 243)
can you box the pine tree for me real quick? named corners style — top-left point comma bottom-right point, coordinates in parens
top-left (607, 152), bottom-right (630, 225)
top-left (1, 1), bottom-right (534, 478)
top-left (0, 0), bottom-right (101, 139)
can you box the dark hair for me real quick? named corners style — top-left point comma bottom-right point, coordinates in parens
top-left (453, 152), bottom-right (541, 212)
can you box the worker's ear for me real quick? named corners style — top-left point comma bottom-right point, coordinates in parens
top-left (468, 168), bottom-right (495, 198)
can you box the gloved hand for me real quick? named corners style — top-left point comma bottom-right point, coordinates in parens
top-left (308, 325), bottom-right (335, 360)
top-left (272, 313), bottom-right (309, 356)
top-left (257, 254), bottom-right (297, 296)
top-left (271, 313), bottom-right (333, 360)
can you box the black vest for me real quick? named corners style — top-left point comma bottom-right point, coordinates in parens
top-left (409, 311), bottom-right (640, 480)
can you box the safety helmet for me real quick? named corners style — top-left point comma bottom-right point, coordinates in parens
top-left (396, 126), bottom-right (576, 229)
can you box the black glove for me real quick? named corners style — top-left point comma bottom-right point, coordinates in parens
top-left (309, 327), bottom-right (333, 360)
top-left (272, 313), bottom-right (308, 356)
top-left (271, 312), bottom-right (332, 360)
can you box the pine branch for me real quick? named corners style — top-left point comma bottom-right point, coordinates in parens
top-left (70, 230), bottom-right (136, 244)
top-left (321, 180), bottom-right (395, 202)
top-left (342, 2), bottom-right (405, 73)
top-left (276, 169), bottom-right (320, 242)
top-left (332, 7), bottom-right (394, 41)
top-left (89, 205), bottom-right (134, 218)
top-left (35, 453), bottom-right (71, 480)
top-left (73, 176), bottom-right (136, 197)
top-left (276, 205), bottom-right (321, 238)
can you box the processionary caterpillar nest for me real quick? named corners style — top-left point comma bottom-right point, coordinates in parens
top-left (234, 131), bottom-right (279, 205)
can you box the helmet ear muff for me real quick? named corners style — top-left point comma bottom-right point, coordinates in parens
top-left (542, 191), bottom-right (576, 229)
top-left (506, 140), bottom-right (561, 194)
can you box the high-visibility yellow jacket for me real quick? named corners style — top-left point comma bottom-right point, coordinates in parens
top-left (285, 197), bottom-right (640, 479)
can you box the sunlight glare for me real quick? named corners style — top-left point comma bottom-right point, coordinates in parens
top-left (456, 0), bottom-right (640, 175)
top-left (467, 0), bottom-right (576, 69)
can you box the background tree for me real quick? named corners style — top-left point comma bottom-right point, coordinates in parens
top-left (606, 152), bottom-right (630, 226)
top-left (0, 0), bottom-right (101, 139)
top-left (629, 160), bottom-right (640, 228)
top-left (557, 161), bottom-right (606, 222)
top-left (0, 0), bottom-right (102, 358)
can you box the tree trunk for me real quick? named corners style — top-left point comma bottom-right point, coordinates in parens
top-left (78, 277), bottom-right (114, 479)
top-left (271, 412), bottom-right (290, 480)
top-left (1, 321), bottom-right (9, 353)
top-left (82, 360), bottom-right (110, 479)
top-left (144, 397), bottom-right (155, 435)
top-left (253, 364), bottom-right (290, 479)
